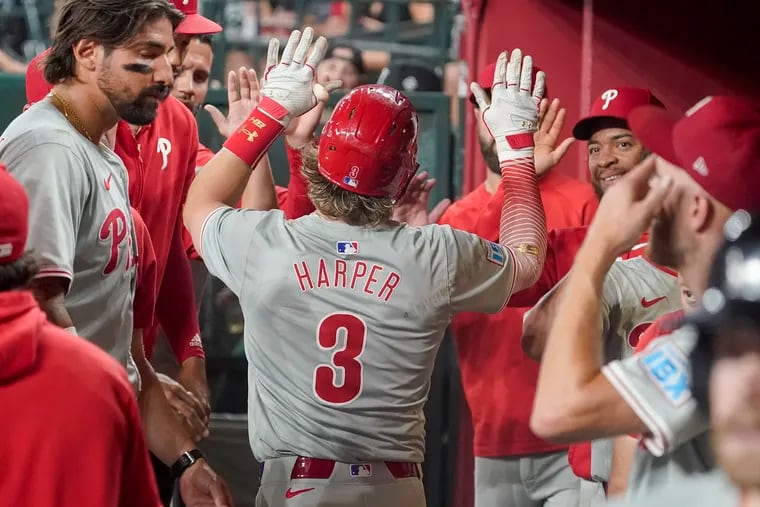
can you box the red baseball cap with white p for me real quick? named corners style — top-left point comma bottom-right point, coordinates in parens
top-left (173, 0), bottom-right (222, 35)
top-left (0, 164), bottom-right (30, 264)
top-left (573, 87), bottom-right (664, 140)
top-left (629, 95), bottom-right (760, 212)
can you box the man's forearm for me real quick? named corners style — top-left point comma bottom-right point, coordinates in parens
top-left (240, 154), bottom-right (278, 210)
top-left (607, 435), bottom-right (638, 498)
top-left (29, 277), bottom-right (74, 329)
top-left (532, 237), bottom-right (619, 439)
top-left (521, 277), bottom-right (567, 360)
top-left (498, 153), bottom-right (547, 294)
top-left (133, 330), bottom-right (197, 465)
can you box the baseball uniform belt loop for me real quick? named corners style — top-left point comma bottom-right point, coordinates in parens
top-left (289, 457), bottom-right (421, 479)
top-left (291, 457), bottom-right (336, 479)
top-left (385, 462), bottom-right (421, 479)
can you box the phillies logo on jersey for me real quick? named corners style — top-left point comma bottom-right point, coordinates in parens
top-left (601, 89), bottom-right (619, 110)
top-left (157, 137), bottom-right (172, 170)
top-left (627, 321), bottom-right (653, 349)
top-left (99, 209), bottom-right (131, 275)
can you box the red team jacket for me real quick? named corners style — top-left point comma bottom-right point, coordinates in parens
top-left (0, 291), bottom-right (161, 507)
top-left (131, 208), bottom-right (158, 331)
top-left (115, 96), bottom-right (203, 361)
top-left (440, 171), bottom-right (598, 506)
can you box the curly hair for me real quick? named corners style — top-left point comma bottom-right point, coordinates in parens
top-left (45, 0), bottom-right (183, 84)
top-left (300, 144), bottom-right (394, 228)
top-left (0, 252), bottom-right (40, 292)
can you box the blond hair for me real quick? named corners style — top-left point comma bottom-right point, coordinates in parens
top-left (300, 144), bottom-right (394, 227)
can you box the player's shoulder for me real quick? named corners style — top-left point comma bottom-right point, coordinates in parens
top-left (1, 100), bottom-right (81, 149)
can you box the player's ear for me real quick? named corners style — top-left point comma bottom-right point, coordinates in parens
top-left (690, 191), bottom-right (712, 234)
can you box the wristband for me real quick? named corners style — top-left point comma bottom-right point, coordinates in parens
top-left (171, 449), bottom-right (205, 479)
top-left (223, 106), bottom-right (285, 167)
top-left (64, 326), bottom-right (77, 335)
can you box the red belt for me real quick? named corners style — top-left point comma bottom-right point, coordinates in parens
top-left (291, 456), bottom-right (420, 479)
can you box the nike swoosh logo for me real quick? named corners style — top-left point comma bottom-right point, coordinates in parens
top-left (285, 487), bottom-right (315, 499)
top-left (641, 296), bottom-right (666, 308)
top-left (104, 173), bottom-right (112, 191)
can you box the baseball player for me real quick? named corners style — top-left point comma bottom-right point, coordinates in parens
top-left (0, 166), bottom-right (162, 507)
top-left (531, 95), bottom-right (760, 498)
top-left (1, 1), bottom-right (231, 504)
top-left (438, 60), bottom-right (597, 507)
top-left (184, 27), bottom-right (548, 506)
top-left (609, 211), bottom-right (760, 506)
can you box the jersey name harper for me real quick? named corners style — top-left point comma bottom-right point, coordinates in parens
top-left (293, 258), bottom-right (401, 301)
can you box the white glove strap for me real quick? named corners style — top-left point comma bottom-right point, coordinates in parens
top-left (64, 326), bottom-right (77, 335)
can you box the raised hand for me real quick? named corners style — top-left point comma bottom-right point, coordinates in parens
top-left (470, 49), bottom-right (544, 159)
top-left (392, 171), bottom-right (451, 226)
top-left (284, 101), bottom-right (325, 149)
top-left (586, 156), bottom-right (673, 258)
top-left (205, 67), bottom-right (262, 139)
top-left (534, 97), bottom-right (575, 176)
top-left (260, 27), bottom-right (341, 124)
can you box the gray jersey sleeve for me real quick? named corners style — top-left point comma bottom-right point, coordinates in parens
top-left (600, 263), bottom-right (624, 338)
top-left (443, 227), bottom-right (516, 314)
top-left (601, 326), bottom-right (707, 457)
top-left (200, 206), bottom-right (280, 294)
top-left (4, 141), bottom-right (89, 286)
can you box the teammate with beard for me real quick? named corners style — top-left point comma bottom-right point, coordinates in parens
top-left (0, 1), bottom-right (232, 505)
top-left (609, 211), bottom-right (760, 507)
top-left (439, 61), bottom-right (597, 507)
top-left (531, 95), bottom-right (760, 499)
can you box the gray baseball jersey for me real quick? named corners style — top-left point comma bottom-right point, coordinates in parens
top-left (607, 469), bottom-right (735, 507)
top-left (200, 208), bottom-right (515, 463)
top-left (532, 255), bottom-right (681, 484)
top-left (602, 325), bottom-right (714, 495)
top-left (0, 101), bottom-right (138, 387)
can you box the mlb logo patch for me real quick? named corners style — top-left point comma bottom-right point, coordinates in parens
top-left (350, 464), bottom-right (372, 477)
top-left (484, 241), bottom-right (505, 267)
top-left (336, 241), bottom-right (359, 255)
top-left (343, 176), bottom-right (359, 188)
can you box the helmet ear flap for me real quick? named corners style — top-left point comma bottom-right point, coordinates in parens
top-left (391, 162), bottom-right (420, 203)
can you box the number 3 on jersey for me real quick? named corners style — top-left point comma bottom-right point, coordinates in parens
top-left (313, 312), bottom-right (366, 405)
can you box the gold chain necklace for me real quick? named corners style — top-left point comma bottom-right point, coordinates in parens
top-left (50, 89), bottom-right (95, 144)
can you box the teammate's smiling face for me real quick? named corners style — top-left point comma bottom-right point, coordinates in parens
top-left (587, 127), bottom-right (645, 197)
top-left (172, 37), bottom-right (213, 115)
top-left (97, 16), bottom-right (175, 126)
top-left (710, 325), bottom-right (760, 489)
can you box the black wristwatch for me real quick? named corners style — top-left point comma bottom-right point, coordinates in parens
top-left (171, 449), bottom-right (205, 479)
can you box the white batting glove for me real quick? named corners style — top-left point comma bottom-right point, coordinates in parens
top-left (260, 27), bottom-right (341, 125)
top-left (470, 49), bottom-right (545, 161)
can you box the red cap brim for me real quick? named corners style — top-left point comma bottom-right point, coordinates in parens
top-left (175, 14), bottom-right (222, 35)
top-left (628, 105), bottom-right (681, 166)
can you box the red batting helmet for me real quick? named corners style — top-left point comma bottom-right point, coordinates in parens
top-left (318, 85), bottom-right (419, 201)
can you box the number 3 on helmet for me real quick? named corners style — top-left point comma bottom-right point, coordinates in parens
top-left (318, 85), bottom-right (419, 201)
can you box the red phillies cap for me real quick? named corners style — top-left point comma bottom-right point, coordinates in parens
top-left (469, 61), bottom-right (548, 105)
top-left (573, 87), bottom-right (664, 140)
top-left (25, 49), bottom-right (52, 105)
top-left (629, 95), bottom-right (760, 212)
top-left (173, 0), bottom-right (222, 35)
top-left (0, 164), bottom-right (30, 264)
